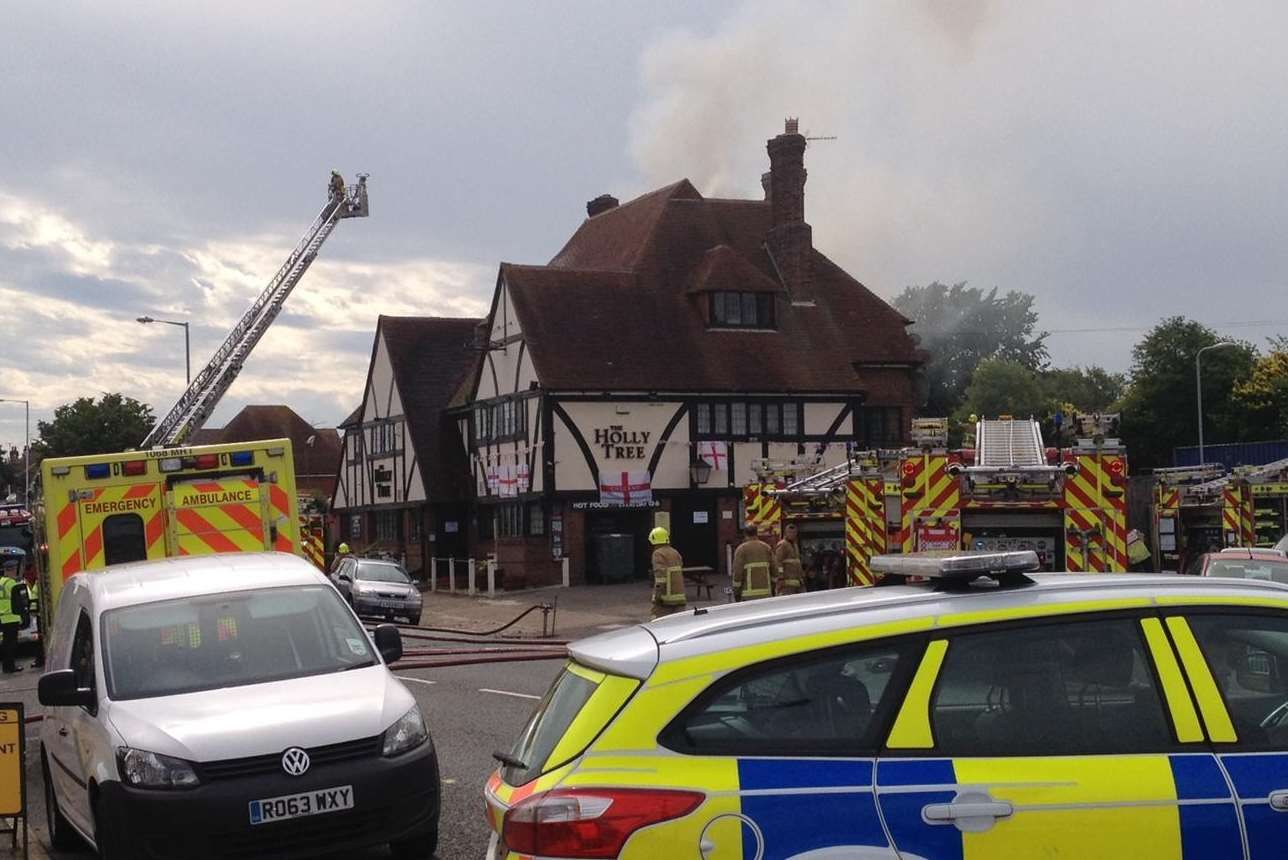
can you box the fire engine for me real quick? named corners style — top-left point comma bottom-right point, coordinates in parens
top-left (1151, 456), bottom-right (1288, 571)
top-left (744, 414), bottom-right (1130, 585)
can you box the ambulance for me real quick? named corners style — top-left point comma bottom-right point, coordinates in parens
top-left (40, 439), bottom-right (302, 614)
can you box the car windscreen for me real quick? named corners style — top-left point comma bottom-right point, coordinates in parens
top-left (0, 524), bottom-right (31, 550)
top-left (354, 562), bottom-right (411, 584)
top-left (1205, 558), bottom-right (1288, 583)
top-left (102, 585), bottom-right (378, 700)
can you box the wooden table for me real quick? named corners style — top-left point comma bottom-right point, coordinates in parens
top-left (681, 565), bottom-right (716, 600)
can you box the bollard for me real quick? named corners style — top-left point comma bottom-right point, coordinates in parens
top-left (487, 559), bottom-right (496, 598)
top-left (431, 557), bottom-right (438, 593)
top-left (468, 558), bottom-right (476, 596)
top-left (561, 557), bottom-right (570, 588)
top-left (449, 557), bottom-right (456, 593)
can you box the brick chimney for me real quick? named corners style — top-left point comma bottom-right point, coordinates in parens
top-left (766, 117), bottom-right (814, 304)
top-left (586, 194), bottom-right (619, 218)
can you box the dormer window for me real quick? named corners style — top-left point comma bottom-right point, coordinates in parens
top-left (710, 291), bottom-right (775, 329)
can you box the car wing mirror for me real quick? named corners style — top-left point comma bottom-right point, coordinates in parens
top-left (38, 669), bottom-right (96, 708)
top-left (373, 624), bottom-right (403, 664)
top-left (336, 574), bottom-right (351, 583)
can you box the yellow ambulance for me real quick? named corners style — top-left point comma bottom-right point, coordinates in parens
top-left (40, 439), bottom-right (303, 612)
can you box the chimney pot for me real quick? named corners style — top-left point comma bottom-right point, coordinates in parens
top-left (586, 194), bottom-right (619, 218)
top-left (785, 117), bottom-right (799, 134)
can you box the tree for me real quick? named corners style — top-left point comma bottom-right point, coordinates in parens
top-left (893, 282), bottom-right (1049, 417)
top-left (35, 394), bottom-right (156, 458)
top-left (1118, 318), bottom-right (1258, 470)
top-left (1233, 345), bottom-right (1288, 438)
top-left (956, 359), bottom-right (1048, 421)
top-left (1040, 366), bottom-right (1126, 414)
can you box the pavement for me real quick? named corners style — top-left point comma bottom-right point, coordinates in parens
top-left (0, 577), bottom-right (726, 859)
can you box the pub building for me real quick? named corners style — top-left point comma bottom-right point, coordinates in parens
top-left (450, 119), bottom-right (924, 588)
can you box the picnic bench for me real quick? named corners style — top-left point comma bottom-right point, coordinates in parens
top-left (681, 565), bottom-right (716, 600)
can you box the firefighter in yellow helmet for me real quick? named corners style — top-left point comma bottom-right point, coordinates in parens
top-left (731, 525), bottom-right (774, 602)
top-left (648, 527), bottom-right (686, 620)
top-left (773, 522), bottom-right (805, 595)
top-left (331, 542), bottom-right (352, 574)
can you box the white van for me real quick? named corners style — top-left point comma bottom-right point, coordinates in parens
top-left (38, 552), bottom-right (440, 860)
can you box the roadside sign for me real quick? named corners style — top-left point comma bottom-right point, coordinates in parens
top-left (0, 702), bottom-right (27, 856)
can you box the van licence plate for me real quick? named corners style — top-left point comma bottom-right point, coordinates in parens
top-left (249, 785), bottom-right (354, 825)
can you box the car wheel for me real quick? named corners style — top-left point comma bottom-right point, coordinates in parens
top-left (41, 752), bottom-right (79, 850)
top-left (94, 795), bottom-right (138, 860)
top-left (389, 829), bottom-right (438, 859)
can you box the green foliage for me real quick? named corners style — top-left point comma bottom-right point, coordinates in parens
top-left (956, 359), bottom-right (1048, 422)
top-left (1118, 317), bottom-right (1258, 469)
top-left (35, 394), bottom-right (156, 458)
top-left (893, 282), bottom-right (1049, 417)
top-left (1040, 366), bottom-right (1126, 414)
top-left (1233, 348), bottom-right (1288, 438)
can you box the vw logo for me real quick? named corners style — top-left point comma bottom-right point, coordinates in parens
top-left (281, 747), bottom-right (311, 777)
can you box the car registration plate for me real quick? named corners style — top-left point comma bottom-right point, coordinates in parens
top-left (377, 599), bottom-right (405, 608)
top-left (249, 785), bottom-right (354, 825)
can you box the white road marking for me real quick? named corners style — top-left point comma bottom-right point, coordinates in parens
top-left (479, 688), bottom-right (541, 700)
top-left (397, 676), bottom-right (437, 686)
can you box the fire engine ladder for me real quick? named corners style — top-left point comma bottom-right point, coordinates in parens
top-left (141, 175), bottom-right (370, 448)
top-left (976, 418), bottom-right (1045, 468)
top-left (779, 462), bottom-right (852, 495)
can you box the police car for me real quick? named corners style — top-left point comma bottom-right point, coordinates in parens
top-left (485, 551), bottom-right (1288, 859)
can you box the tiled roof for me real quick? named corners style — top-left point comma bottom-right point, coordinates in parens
top-left (377, 316), bottom-right (482, 501)
top-left (500, 182), bottom-right (922, 400)
top-left (200, 405), bottom-right (341, 477)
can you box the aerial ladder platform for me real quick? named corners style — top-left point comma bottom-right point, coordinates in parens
top-left (141, 174), bottom-right (369, 448)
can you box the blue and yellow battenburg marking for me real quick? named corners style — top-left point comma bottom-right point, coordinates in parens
top-left (736, 759), bottom-right (887, 858)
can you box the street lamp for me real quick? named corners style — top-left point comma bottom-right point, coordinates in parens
top-left (0, 399), bottom-right (29, 507)
top-left (136, 316), bottom-right (191, 385)
top-left (1196, 342), bottom-right (1238, 465)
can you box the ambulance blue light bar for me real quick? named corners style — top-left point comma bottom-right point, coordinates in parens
top-left (84, 463), bottom-right (111, 480)
top-left (229, 451), bottom-right (254, 467)
top-left (871, 550), bottom-right (1040, 585)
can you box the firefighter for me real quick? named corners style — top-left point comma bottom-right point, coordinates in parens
top-left (0, 560), bottom-right (23, 674)
top-left (331, 541), bottom-right (352, 573)
top-left (774, 522), bottom-right (805, 595)
top-left (329, 170), bottom-right (346, 201)
top-left (648, 527), bottom-right (686, 620)
top-left (731, 525), bottom-right (774, 602)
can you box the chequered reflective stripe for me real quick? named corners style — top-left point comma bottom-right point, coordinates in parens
top-left (900, 455), bottom-right (956, 552)
top-left (174, 480), bottom-right (267, 554)
top-left (81, 484), bottom-right (162, 569)
top-left (268, 483), bottom-right (294, 552)
top-left (744, 484), bottom-right (782, 541)
top-left (301, 530), bottom-right (325, 570)
top-left (845, 479), bottom-right (885, 586)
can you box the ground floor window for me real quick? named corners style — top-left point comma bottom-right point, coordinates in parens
top-left (375, 509), bottom-right (401, 543)
top-left (528, 502), bottom-right (546, 536)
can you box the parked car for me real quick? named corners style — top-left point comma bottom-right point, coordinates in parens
top-left (332, 558), bottom-right (423, 624)
top-left (39, 552), bottom-right (439, 860)
top-left (1187, 548), bottom-right (1288, 583)
top-left (486, 550), bottom-right (1288, 859)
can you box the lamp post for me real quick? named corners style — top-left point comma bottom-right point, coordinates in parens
top-left (136, 316), bottom-right (191, 385)
top-left (0, 398), bottom-right (29, 507)
top-left (1196, 342), bottom-right (1237, 465)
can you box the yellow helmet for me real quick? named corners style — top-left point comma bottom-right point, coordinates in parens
top-left (338, 542), bottom-right (350, 554)
top-left (648, 527), bottom-right (670, 546)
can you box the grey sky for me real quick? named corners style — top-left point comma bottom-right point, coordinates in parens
top-left (3, 0), bottom-right (1287, 449)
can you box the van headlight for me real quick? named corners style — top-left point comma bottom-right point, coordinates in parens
top-left (382, 705), bottom-right (429, 757)
top-left (116, 747), bottom-right (200, 789)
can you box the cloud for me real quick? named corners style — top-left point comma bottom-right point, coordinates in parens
top-left (628, 0), bottom-right (1288, 370)
top-left (0, 189), bottom-right (492, 447)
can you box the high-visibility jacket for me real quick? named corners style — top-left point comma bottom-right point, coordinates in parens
top-left (651, 546), bottom-right (686, 607)
top-left (0, 578), bottom-right (20, 625)
top-left (26, 581), bottom-right (38, 613)
top-left (775, 539), bottom-right (804, 588)
top-left (733, 539), bottom-right (775, 592)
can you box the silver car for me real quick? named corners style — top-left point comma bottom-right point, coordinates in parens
top-left (39, 552), bottom-right (440, 859)
top-left (333, 559), bottom-right (424, 624)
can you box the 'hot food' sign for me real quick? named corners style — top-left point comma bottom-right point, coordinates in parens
top-left (594, 426), bottom-right (651, 460)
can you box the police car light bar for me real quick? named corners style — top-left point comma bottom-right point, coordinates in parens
top-left (871, 550), bottom-right (1041, 587)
